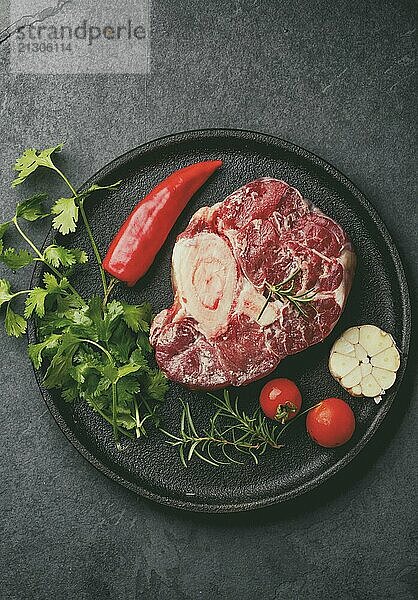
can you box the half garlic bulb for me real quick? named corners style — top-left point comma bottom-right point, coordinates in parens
top-left (329, 325), bottom-right (400, 403)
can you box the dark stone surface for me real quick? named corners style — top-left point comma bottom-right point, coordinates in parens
top-left (0, 0), bottom-right (416, 598)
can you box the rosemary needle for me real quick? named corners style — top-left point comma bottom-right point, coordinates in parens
top-left (258, 267), bottom-right (317, 321)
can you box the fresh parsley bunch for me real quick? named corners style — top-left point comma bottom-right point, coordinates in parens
top-left (0, 144), bottom-right (168, 447)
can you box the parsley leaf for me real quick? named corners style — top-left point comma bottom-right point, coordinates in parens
top-left (55, 293), bottom-right (85, 316)
top-left (12, 144), bottom-right (63, 187)
top-left (116, 376), bottom-right (140, 404)
top-left (61, 387), bottom-right (79, 403)
top-left (15, 194), bottom-right (49, 221)
top-left (11, 150), bottom-right (39, 187)
top-left (43, 272), bottom-right (70, 293)
top-left (86, 295), bottom-right (102, 322)
top-left (4, 144), bottom-right (168, 445)
top-left (114, 403), bottom-right (137, 430)
top-left (0, 248), bottom-right (34, 270)
top-left (108, 321), bottom-right (136, 363)
top-left (69, 249), bottom-right (88, 264)
top-left (44, 245), bottom-right (76, 268)
top-left (83, 181), bottom-right (122, 195)
top-left (43, 333), bottom-right (80, 388)
top-left (95, 300), bottom-right (124, 343)
top-left (137, 331), bottom-right (152, 354)
top-left (43, 245), bottom-right (88, 269)
top-left (70, 354), bottom-right (103, 385)
top-left (129, 348), bottom-right (150, 371)
top-left (28, 333), bottom-right (61, 369)
top-left (103, 363), bottom-right (119, 383)
top-left (5, 305), bottom-right (27, 337)
top-left (51, 197), bottom-right (79, 234)
top-left (0, 222), bottom-right (9, 254)
top-left (24, 287), bottom-right (49, 318)
top-left (0, 279), bottom-right (14, 307)
top-left (144, 370), bottom-right (169, 402)
top-left (121, 302), bottom-right (152, 333)
top-left (0, 222), bottom-right (10, 240)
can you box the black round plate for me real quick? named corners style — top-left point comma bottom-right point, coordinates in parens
top-left (28, 129), bottom-right (411, 512)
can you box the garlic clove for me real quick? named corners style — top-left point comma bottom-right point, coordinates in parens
top-left (359, 325), bottom-right (392, 357)
top-left (361, 373), bottom-right (382, 397)
top-left (333, 337), bottom-right (356, 356)
top-left (371, 346), bottom-right (400, 371)
top-left (329, 352), bottom-right (359, 378)
top-left (342, 326), bottom-right (360, 345)
top-left (341, 365), bottom-right (362, 388)
top-left (354, 343), bottom-right (368, 362)
top-left (372, 367), bottom-right (396, 390)
top-left (360, 362), bottom-right (373, 377)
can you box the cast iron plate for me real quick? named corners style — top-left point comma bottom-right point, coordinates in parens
top-left (28, 129), bottom-right (411, 512)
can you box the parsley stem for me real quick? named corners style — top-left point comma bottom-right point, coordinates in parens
top-left (88, 396), bottom-right (134, 441)
top-left (10, 289), bottom-right (31, 298)
top-left (51, 165), bottom-right (108, 297)
top-left (12, 217), bottom-right (83, 301)
top-left (112, 381), bottom-right (119, 448)
top-left (12, 216), bottom-right (44, 260)
top-left (79, 200), bottom-right (108, 296)
top-left (78, 337), bottom-right (120, 447)
top-left (51, 166), bottom-right (78, 197)
top-left (79, 338), bottom-right (113, 362)
top-left (134, 397), bottom-right (142, 438)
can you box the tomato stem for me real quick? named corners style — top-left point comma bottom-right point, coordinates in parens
top-left (276, 401), bottom-right (323, 440)
top-left (274, 402), bottom-right (297, 425)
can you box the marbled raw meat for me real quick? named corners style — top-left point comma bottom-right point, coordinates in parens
top-left (150, 178), bottom-right (356, 389)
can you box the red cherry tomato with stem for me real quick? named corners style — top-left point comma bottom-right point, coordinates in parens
top-left (259, 378), bottom-right (302, 424)
top-left (306, 397), bottom-right (355, 448)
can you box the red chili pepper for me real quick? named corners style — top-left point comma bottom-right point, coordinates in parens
top-left (103, 160), bottom-right (222, 286)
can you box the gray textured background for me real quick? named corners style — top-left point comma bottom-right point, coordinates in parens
top-left (0, 1), bottom-right (417, 599)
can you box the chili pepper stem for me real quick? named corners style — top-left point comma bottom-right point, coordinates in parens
top-left (102, 277), bottom-right (118, 309)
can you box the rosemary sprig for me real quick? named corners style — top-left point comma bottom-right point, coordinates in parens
top-left (163, 394), bottom-right (324, 467)
top-left (258, 267), bottom-right (317, 321)
top-left (162, 390), bottom-right (284, 467)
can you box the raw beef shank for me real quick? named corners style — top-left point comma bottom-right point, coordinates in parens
top-left (150, 178), bottom-right (356, 389)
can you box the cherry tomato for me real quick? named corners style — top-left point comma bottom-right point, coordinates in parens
top-left (259, 378), bottom-right (302, 424)
top-left (306, 397), bottom-right (355, 448)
